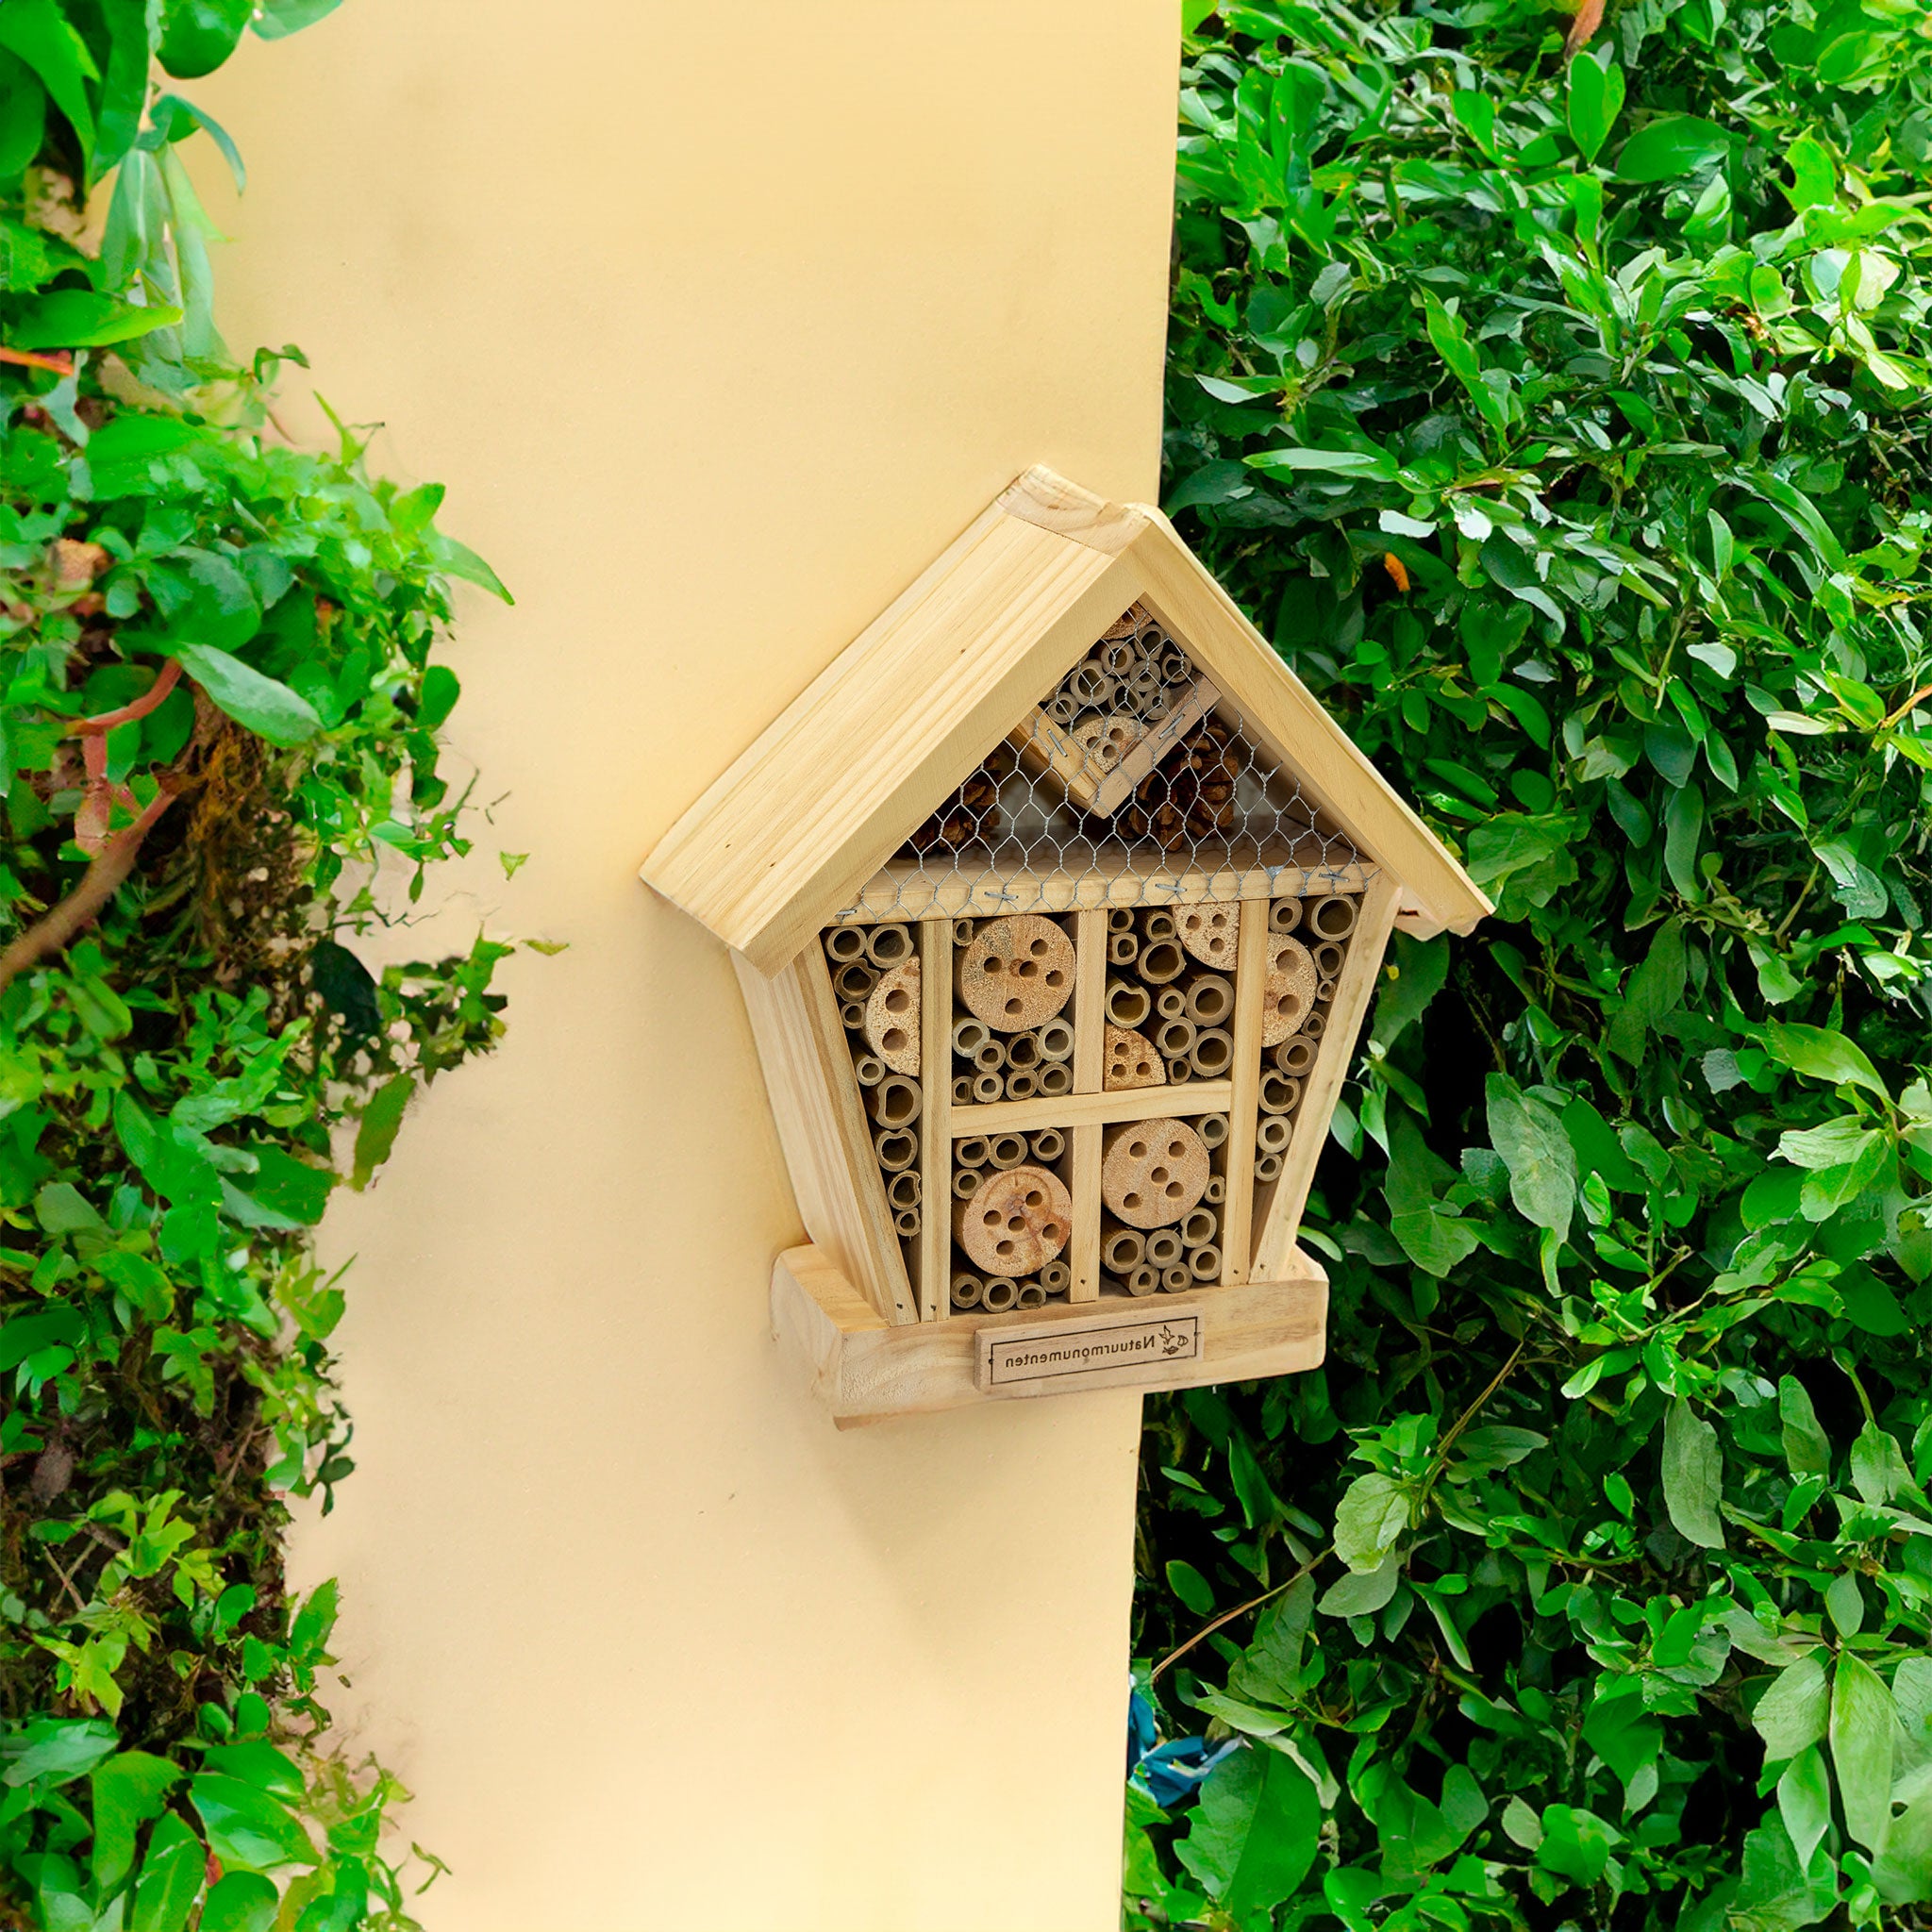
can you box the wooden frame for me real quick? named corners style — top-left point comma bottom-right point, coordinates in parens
top-left (642, 466), bottom-right (1489, 1420)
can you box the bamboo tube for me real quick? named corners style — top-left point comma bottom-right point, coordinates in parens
top-left (951, 1271), bottom-right (984, 1310)
top-left (894, 1208), bottom-right (921, 1238)
top-left (887, 1170), bottom-right (923, 1210)
top-left (1108, 908), bottom-right (1136, 932)
top-left (1154, 986), bottom-right (1187, 1022)
top-left (1142, 909), bottom-right (1178, 942)
top-left (973, 1037), bottom-right (1008, 1073)
top-left (1181, 1207), bottom-right (1217, 1248)
top-left (1015, 1281), bottom-right (1047, 1309)
top-left (1105, 978), bottom-right (1152, 1028)
top-left (1255, 1150), bottom-right (1283, 1182)
top-left (1103, 1025), bottom-right (1163, 1091)
top-left (1263, 934), bottom-right (1319, 1047)
top-left (1101, 1118), bottom-right (1209, 1228)
top-left (956, 1135), bottom-right (991, 1169)
top-left (824, 925), bottom-right (868, 964)
top-left (954, 1162), bottom-right (1074, 1274)
top-left (1099, 1223), bottom-right (1145, 1273)
top-left (1204, 1174), bottom-right (1226, 1205)
top-left (1030, 1126), bottom-right (1066, 1163)
top-left (1317, 978), bottom-right (1338, 1004)
top-left (1068, 664), bottom-right (1116, 707)
top-left (867, 924), bottom-right (913, 968)
top-left (1308, 894), bottom-right (1359, 941)
top-left (1259, 1071), bottom-right (1302, 1115)
top-left (981, 1276), bottom-right (1019, 1312)
top-left (1274, 1037), bottom-right (1316, 1077)
top-left (1167, 1058), bottom-right (1194, 1085)
top-left (1126, 667), bottom-right (1161, 710)
top-left (1256, 1114), bottom-right (1292, 1155)
top-left (1158, 649), bottom-right (1187, 682)
top-left (1269, 898), bottom-right (1303, 934)
top-left (1140, 938), bottom-right (1186, 985)
top-left (874, 1128), bottom-right (918, 1171)
top-left (971, 1071), bottom-right (1003, 1104)
top-left (833, 960), bottom-right (878, 1002)
top-left (1005, 1069), bottom-right (1039, 1101)
top-left (852, 1054), bottom-right (888, 1088)
top-left (957, 914), bottom-right (1075, 1031)
top-left (1197, 1113), bottom-right (1229, 1149)
top-left (1303, 1011), bottom-right (1326, 1041)
top-left (841, 1000), bottom-right (867, 1030)
top-left (1006, 1031), bottom-right (1042, 1070)
top-left (1184, 974), bottom-right (1235, 1026)
top-left (1040, 1258), bottom-right (1072, 1294)
top-left (1047, 690), bottom-right (1080, 724)
top-left (952, 1015), bottom-right (991, 1059)
top-left (1156, 1017), bottom-right (1197, 1060)
top-left (863, 959), bottom-right (922, 1074)
top-left (1177, 900), bottom-right (1240, 972)
top-left (1108, 932), bottom-right (1140, 966)
top-left (1161, 1265), bottom-right (1192, 1293)
top-left (1124, 1264), bottom-right (1159, 1297)
top-left (1100, 637), bottom-right (1141, 677)
top-left (1036, 1018), bottom-right (1074, 1062)
top-left (1188, 1245), bottom-right (1221, 1281)
top-left (953, 918), bottom-right (976, 946)
top-left (952, 1166), bottom-right (985, 1201)
top-left (951, 1074), bottom-right (974, 1105)
top-left (1144, 1227), bottom-right (1183, 1268)
top-left (987, 1132), bottom-right (1029, 1170)
top-left (865, 1075), bottom-right (923, 1129)
top-left (1038, 1062), bottom-right (1073, 1096)
top-left (1312, 942), bottom-right (1345, 981)
top-left (1190, 1029), bottom-right (1233, 1079)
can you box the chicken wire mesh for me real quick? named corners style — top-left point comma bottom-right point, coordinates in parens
top-left (831, 601), bottom-right (1373, 923)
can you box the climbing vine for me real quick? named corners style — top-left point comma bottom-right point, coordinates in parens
top-left (0, 6), bottom-right (509, 1927)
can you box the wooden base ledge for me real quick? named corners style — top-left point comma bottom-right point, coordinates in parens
top-left (772, 1242), bottom-right (1328, 1426)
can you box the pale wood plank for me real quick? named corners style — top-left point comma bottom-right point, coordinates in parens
top-left (949, 1079), bottom-right (1234, 1140)
top-left (996, 465), bottom-right (1148, 556)
top-left (644, 507), bottom-right (1141, 974)
top-left (1250, 873), bottom-right (1402, 1282)
top-left (917, 918), bottom-right (952, 1323)
top-left (1217, 896), bottom-right (1270, 1288)
top-left (1124, 513), bottom-right (1491, 938)
top-left (1073, 908), bottom-right (1108, 1095)
top-left (1069, 1124), bottom-right (1102, 1303)
top-left (772, 1241), bottom-right (1328, 1425)
top-left (734, 945), bottom-right (917, 1325)
top-left (1008, 675), bottom-right (1218, 817)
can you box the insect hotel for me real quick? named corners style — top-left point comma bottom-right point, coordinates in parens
top-left (642, 470), bottom-right (1487, 1422)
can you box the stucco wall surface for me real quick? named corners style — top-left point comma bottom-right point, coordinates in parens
top-left (195, 6), bottom-right (1178, 1926)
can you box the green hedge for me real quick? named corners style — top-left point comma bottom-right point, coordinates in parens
top-left (0, 8), bottom-right (508, 1928)
top-left (1131, 1), bottom-right (1932, 1925)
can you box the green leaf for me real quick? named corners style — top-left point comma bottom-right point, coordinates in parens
top-left (1616, 114), bottom-right (1730, 182)
top-left (157, 0), bottom-right (254, 79)
top-left (1334, 1472), bottom-right (1409, 1571)
top-left (1763, 1022), bottom-right (1889, 1101)
top-left (92, 1753), bottom-right (183, 1892)
top-left (175, 644), bottom-right (322, 748)
top-left (1165, 1559), bottom-right (1214, 1616)
top-left (10, 290), bottom-right (187, 350)
top-left (1754, 1655), bottom-right (1830, 1760)
top-left (1778, 1376), bottom-right (1830, 1479)
top-left (1830, 1653), bottom-right (1898, 1854)
top-left (351, 1073), bottom-right (415, 1191)
top-left (1777, 1746), bottom-right (1832, 1869)
top-left (251, 0), bottom-right (346, 37)
top-left (1, 1716), bottom-right (121, 1787)
top-left (198, 1871), bottom-right (279, 1932)
top-left (1662, 1399), bottom-right (1724, 1549)
top-left (0, 55), bottom-right (47, 179)
top-left (1485, 1074), bottom-right (1575, 1244)
top-left (0, 0), bottom-right (97, 165)
top-left (1566, 52), bottom-right (1625, 165)
top-left (1175, 1747), bottom-right (1322, 1917)
top-left (130, 1811), bottom-right (205, 1932)
top-left (188, 1772), bottom-right (318, 1872)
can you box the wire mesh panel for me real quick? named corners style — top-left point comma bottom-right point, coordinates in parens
top-left (830, 601), bottom-right (1374, 924)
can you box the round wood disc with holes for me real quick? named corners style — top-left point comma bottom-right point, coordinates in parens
top-left (1073, 713), bottom-right (1140, 775)
top-left (1177, 900), bottom-right (1240, 970)
top-left (862, 960), bottom-right (921, 1074)
top-left (1104, 1024), bottom-right (1165, 1091)
top-left (952, 1164), bottom-right (1074, 1275)
top-left (956, 914), bottom-right (1075, 1032)
top-left (1100, 1118), bottom-right (1208, 1229)
top-left (1262, 934), bottom-right (1318, 1047)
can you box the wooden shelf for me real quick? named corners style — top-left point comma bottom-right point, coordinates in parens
top-left (772, 1241), bottom-right (1327, 1425)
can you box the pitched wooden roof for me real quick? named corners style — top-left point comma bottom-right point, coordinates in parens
top-left (641, 468), bottom-right (1491, 974)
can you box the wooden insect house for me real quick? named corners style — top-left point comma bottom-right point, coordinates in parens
top-left (642, 470), bottom-right (1488, 1422)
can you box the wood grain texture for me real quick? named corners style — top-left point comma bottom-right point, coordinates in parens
top-left (949, 1078), bottom-right (1233, 1139)
top-left (1008, 674), bottom-right (1218, 816)
top-left (642, 502), bottom-right (1140, 974)
top-left (996, 464), bottom-right (1148, 556)
top-left (1073, 908), bottom-right (1108, 1095)
top-left (1218, 895), bottom-right (1269, 1287)
top-left (772, 1241), bottom-right (1328, 1424)
top-left (1069, 1123), bottom-right (1102, 1303)
top-left (734, 946), bottom-right (916, 1324)
top-left (1124, 511), bottom-right (1491, 937)
top-left (1250, 872), bottom-right (1402, 1282)
top-left (916, 918), bottom-right (952, 1322)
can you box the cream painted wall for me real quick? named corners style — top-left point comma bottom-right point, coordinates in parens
top-left (194, 7), bottom-right (1177, 1926)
